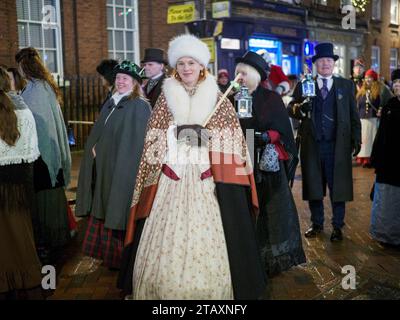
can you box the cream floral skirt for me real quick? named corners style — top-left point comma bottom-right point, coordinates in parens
top-left (132, 163), bottom-right (233, 300)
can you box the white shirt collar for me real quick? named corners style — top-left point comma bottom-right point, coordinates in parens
top-left (151, 72), bottom-right (164, 80)
top-left (316, 74), bottom-right (333, 90)
top-left (317, 74), bottom-right (333, 80)
top-left (111, 90), bottom-right (132, 105)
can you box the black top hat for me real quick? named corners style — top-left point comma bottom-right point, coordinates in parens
top-left (235, 51), bottom-right (269, 81)
top-left (312, 43), bottom-right (339, 63)
top-left (96, 59), bottom-right (119, 85)
top-left (391, 69), bottom-right (400, 82)
top-left (113, 60), bottom-right (144, 84)
top-left (141, 48), bottom-right (167, 64)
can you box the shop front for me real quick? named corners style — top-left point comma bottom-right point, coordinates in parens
top-left (216, 18), bottom-right (307, 79)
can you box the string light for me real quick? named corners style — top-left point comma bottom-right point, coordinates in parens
top-left (352, 0), bottom-right (369, 12)
top-left (118, 8), bottom-right (132, 16)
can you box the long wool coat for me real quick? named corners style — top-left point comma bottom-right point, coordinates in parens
top-left (75, 96), bottom-right (151, 230)
top-left (289, 76), bottom-right (361, 202)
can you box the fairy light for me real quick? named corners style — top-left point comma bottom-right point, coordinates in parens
top-left (352, 0), bottom-right (369, 12)
top-left (118, 8), bottom-right (133, 16)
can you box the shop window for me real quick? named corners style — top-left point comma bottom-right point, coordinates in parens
top-left (391, 0), bottom-right (399, 25)
top-left (16, 0), bottom-right (63, 76)
top-left (107, 0), bottom-right (139, 63)
top-left (390, 48), bottom-right (398, 74)
top-left (371, 46), bottom-right (380, 73)
top-left (372, 0), bottom-right (381, 20)
top-left (221, 38), bottom-right (240, 50)
top-left (333, 44), bottom-right (345, 76)
top-left (340, 0), bottom-right (352, 7)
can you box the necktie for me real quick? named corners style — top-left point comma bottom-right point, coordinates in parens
top-left (147, 79), bottom-right (157, 94)
top-left (320, 78), bottom-right (328, 100)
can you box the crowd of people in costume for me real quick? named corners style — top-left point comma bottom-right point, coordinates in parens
top-left (1, 34), bottom-right (399, 300)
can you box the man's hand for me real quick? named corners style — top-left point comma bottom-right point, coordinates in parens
top-left (352, 140), bottom-right (361, 157)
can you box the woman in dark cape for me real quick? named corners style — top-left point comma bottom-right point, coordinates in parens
top-left (235, 51), bottom-right (306, 276)
top-left (75, 61), bottom-right (151, 268)
top-left (369, 69), bottom-right (400, 246)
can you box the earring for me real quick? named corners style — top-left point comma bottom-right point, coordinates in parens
top-left (200, 70), bottom-right (204, 77)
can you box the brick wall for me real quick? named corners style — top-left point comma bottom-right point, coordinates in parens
top-left (365, 0), bottom-right (400, 81)
top-left (138, 0), bottom-right (185, 60)
top-left (62, 0), bottom-right (108, 77)
top-left (0, 0), bottom-right (18, 67)
top-left (6, 0), bottom-right (399, 80)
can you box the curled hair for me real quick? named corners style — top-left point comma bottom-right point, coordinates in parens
top-left (127, 79), bottom-right (148, 101)
top-left (357, 79), bottom-right (380, 100)
top-left (0, 67), bottom-right (20, 146)
top-left (15, 47), bottom-right (62, 104)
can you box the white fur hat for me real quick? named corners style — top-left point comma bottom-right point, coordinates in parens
top-left (168, 34), bottom-right (210, 68)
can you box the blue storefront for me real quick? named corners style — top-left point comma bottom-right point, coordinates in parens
top-left (215, 2), bottom-right (307, 79)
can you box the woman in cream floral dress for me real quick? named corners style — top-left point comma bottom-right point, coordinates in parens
top-left (118, 34), bottom-right (266, 300)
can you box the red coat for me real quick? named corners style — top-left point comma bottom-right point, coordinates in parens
top-left (262, 64), bottom-right (290, 95)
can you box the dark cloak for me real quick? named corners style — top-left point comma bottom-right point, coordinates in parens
top-left (239, 86), bottom-right (305, 276)
top-left (371, 96), bottom-right (400, 187)
top-left (75, 96), bottom-right (151, 230)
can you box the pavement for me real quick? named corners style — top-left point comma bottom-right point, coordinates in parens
top-left (48, 151), bottom-right (400, 300)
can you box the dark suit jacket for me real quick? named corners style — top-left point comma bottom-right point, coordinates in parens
top-left (144, 74), bottom-right (166, 109)
top-left (288, 76), bottom-right (361, 202)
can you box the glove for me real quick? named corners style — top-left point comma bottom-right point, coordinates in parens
top-left (275, 85), bottom-right (284, 95)
top-left (255, 131), bottom-right (270, 147)
top-left (261, 131), bottom-right (270, 143)
top-left (300, 100), bottom-right (313, 113)
top-left (352, 140), bottom-right (361, 157)
top-left (175, 125), bottom-right (209, 147)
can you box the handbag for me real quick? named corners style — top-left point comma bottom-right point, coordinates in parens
top-left (259, 143), bottom-right (280, 172)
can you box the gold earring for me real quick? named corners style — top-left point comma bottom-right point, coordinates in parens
top-left (200, 70), bottom-right (204, 77)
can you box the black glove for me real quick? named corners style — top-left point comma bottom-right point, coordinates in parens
top-left (352, 140), bottom-right (361, 157)
top-left (255, 131), bottom-right (270, 147)
top-left (175, 125), bottom-right (209, 147)
top-left (300, 100), bottom-right (313, 113)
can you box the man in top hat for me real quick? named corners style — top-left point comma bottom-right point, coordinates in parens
top-left (141, 48), bottom-right (167, 108)
top-left (351, 57), bottom-right (366, 93)
top-left (288, 42), bottom-right (361, 242)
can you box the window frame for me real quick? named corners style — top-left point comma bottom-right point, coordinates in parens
top-left (390, 0), bottom-right (399, 25)
top-left (371, 46), bottom-right (381, 73)
top-left (390, 48), bottom-right (398, 74)
top-left (371, 0), bottom-right (382, 20)
top-left (16, 0), bottom-right (64, 77)
top-left (106, 0), bottom-right (140, 63)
